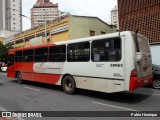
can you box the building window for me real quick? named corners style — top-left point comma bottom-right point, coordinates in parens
top-left (101, 31), bottom-right (106, 34)
top-left (90, 30), bottom-right (95, 36)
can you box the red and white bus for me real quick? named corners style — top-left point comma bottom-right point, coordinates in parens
top-left (7, 31), bottom-right (153, 94)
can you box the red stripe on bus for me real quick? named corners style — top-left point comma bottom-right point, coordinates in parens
top-left (129, 75), bottom-right (153, 91)
top-left (22, 72), bottom-right (61, 84)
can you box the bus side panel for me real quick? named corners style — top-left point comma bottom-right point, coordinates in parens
top-left (7, 71), bottom-right (16, 78)
top-left (73, 77), bottom-right (125, 93)
top-left (62, 60), bottom-right (125, 93)
top-left (22, 72), bottom-right (61, 84)
top-left (14, 63), bottom-right (34, 73)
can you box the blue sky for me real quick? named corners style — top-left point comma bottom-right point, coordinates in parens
top-left (22, 0), bottom-right (117, 30)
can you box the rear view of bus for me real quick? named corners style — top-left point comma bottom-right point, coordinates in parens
top-left (129, 32), bottom-right (153, 91)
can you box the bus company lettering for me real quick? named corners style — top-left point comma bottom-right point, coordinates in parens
top-left (33, 63), bottom-right (63, 74)
top-left (34, 63), bottom-right (46, 71)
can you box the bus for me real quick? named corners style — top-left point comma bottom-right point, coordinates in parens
top-left (7, 31), bottom-right (153, 94)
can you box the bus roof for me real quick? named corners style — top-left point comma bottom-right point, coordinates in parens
top-left (9, 43), bottom-right (56, 52)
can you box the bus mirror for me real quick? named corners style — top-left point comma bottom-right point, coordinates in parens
top-left (136, 52), bottom-right (142, 61)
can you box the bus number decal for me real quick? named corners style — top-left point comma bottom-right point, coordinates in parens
top-left (110, 64), bottom-right (123, 67)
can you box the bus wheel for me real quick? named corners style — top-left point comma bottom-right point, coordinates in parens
top-left (152, 79), bottom-right (160, 89)
top-left (62, 76), bottom-right (76, 94)
top-left (17, 72), bottom-right (23, 84)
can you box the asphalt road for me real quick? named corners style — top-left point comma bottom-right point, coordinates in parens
top-left (0, 72), bottom-right (160, 120)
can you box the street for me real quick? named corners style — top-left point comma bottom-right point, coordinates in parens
top-left (0, 72), bottom-right (160, 120)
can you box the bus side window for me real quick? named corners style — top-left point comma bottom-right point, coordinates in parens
top-left (67, 42), bottom-right (90, 62)
top-left (34, 47), bottom-right (48, 62)
top-left (49, 45), bottom-right (66, 62)
top-left (92, 38), bottom-right (121, 62)
top-left (23, 49), bottom-right (34, 62)
top-left (15, 51), bottom-right (23, 62)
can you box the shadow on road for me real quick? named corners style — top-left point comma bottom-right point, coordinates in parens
top-left (76, 89), bottom-right (152, 104)
top-left (10, 79), bottom-right (152, 104)
top-left (11, 79), bottom-right (63, 92)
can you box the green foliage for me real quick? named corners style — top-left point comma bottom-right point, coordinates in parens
top-left (0, 42), bottom-right (13, 63)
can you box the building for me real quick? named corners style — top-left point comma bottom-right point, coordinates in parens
top-left (111, 5), bottom-right (119, 30)
top-left (0, 0), bottom-right (22, 32)
top-left (118, 0), bottom-right (160, 43)
top-left (3, 14), bottom-right (117, 48)
top-left (0, 37), bottom-right (4, 43)
top-left (31, 0), bottom-right (59, 28)
top-left (0, 30), bottom-right (19, 44)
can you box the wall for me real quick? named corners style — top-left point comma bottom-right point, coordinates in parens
top-left (118, 0), bottom-right (160, 43)
top-left (69, 15), bottom-right (116, 40)
top-left (0, 37), bottom-right (4, 43)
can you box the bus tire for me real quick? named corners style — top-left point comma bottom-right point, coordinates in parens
top-left (62, 76), bottom-right (76, 94)
top-left (17, 72), bottom-right (23, 84)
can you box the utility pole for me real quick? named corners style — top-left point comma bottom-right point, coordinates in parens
top-left (44, 10), bottom-right (47, 44)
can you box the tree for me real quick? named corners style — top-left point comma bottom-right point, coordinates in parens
top-left (0, 42), bottom-right (13, 63)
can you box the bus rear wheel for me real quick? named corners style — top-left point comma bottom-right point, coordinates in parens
top-left (17, 72), bottom-right (23, 84)
top-left (62, 76), bottom-right (76, 94)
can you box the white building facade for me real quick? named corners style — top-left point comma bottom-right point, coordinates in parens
top-left (31, 0), bottom-right (59, 28)
top-left (111, 5), bottom-right (119, 30)
top-left (0, 0), bottom-right (22, 32)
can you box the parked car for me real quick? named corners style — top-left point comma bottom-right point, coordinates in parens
top-left (0, 62), bottom-right (5, 67)
top-left (1, 66), bottom-right (7, 72)
top-left (152, 64), bottom-right (160, 89)
top-left (0, 62), bottom-right (5, 72)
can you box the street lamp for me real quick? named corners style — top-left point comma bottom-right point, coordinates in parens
top-left (20, 11), bottom-right (47, 44)
top-left (19, 14), bottom-right (31, 28)
top-left (19, 14), bottom-right (32, 45)
top-left (20, 12), bottom-right (48, 44)
top-left (19, 14), bottom-right (31, 21)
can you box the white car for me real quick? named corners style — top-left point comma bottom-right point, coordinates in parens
top-left (1, 66), bottom-right (7, 72)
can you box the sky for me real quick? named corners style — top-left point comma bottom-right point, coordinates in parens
top-left (22, 0), bottom-right (117, 31)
